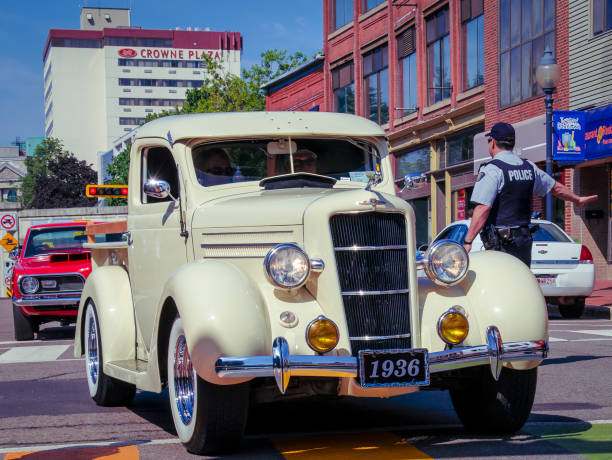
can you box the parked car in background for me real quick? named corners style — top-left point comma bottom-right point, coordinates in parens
top-left (11, 222), bottom-right (120, 340)
top-left (431, 219), bottom-right (595, 318)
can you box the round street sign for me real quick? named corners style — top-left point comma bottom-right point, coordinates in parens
top-left (0, 214), bottom-right (15, 230)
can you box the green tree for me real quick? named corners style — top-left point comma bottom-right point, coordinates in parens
top-left (21, 137), bottom-right (96, 208)
top-left (21, 137), bottom-right (97, 209)
top-left (31, 155), bottom-right (97, 209)
top-left (21, 138), bottom-right (65, 207)
top-left (242, 49), bottom-right (310, 108)
top-left (104, 143), bottom-right (131, 206)
top-left (145, 49), bottom-right (311, 122)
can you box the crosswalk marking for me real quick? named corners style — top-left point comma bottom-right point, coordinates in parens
top-left (571, 329), bottom-right (612, 337)
top-left (549, 337), bottom-right (568, 342)
top-left (0, 345), bottom-right (70, 364)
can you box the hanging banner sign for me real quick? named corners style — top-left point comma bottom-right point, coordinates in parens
top-left (585, 104), bottom-right (612, 161)
top-left (553, 111), bottom-right (586, 163)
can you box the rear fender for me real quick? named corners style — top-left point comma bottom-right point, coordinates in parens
top-left (74, 266), bottom-right (135, 362)
top-left (153, 260), bottom-right (270, 385)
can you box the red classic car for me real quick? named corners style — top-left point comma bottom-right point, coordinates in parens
top-left (11, 222), bottom-right (120, 340)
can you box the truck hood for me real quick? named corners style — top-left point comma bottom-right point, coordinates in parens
top-left (191, 187), bottom-right (355, 228)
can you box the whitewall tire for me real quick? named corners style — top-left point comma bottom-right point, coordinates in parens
top-left (84, 301), bottom-right (136, 406)
top-left (167, 315), bottom-right (249, 454)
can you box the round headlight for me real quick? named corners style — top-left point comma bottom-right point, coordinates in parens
top-left (264, 244), bottom-right (310, 289)
top-left (306, 316), bottom-right (339, 353)
top-left (438, 308), bottom-right (469, 345)
top-left (424, 240), bottom-right (469, 286)
top-left (21, 276), bottom-right (40, 294)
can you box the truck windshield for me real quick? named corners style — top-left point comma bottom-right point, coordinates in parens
top-left (23, 227), bottom-right (121, 258)
top-left (191, 138), bottom-right (381, 187)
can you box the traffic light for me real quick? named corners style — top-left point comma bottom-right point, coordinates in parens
top-left (86, 184), bottom-right (128, 198)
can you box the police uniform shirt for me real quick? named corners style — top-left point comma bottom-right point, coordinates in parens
top-left (471, 150), bottom-right (555, 207)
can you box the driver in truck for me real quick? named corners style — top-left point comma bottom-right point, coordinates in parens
top-left (194, 148), bottom-right (234, 186)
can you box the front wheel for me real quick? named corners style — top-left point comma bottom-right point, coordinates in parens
top-left (450, 365), bottom-right (538, 434)
top-left (84, 301), bottom-right (136, 406)
top-left (559, 297), bottom-right (586, 319)
top-left (167, 316), bottom-right (249, 455)
top-left (13, 304), bottom-right (35, 341)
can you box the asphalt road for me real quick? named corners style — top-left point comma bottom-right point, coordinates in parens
top-left (1, 299), bottom-right (611, 459)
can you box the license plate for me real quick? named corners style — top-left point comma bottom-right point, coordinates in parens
top-left (536, 275), bottom-right (557, 286)
top-left (359, 349), bottom-right (429, 387)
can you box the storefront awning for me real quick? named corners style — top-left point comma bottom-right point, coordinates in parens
top-left (474, 115), bottom-right (546, 174)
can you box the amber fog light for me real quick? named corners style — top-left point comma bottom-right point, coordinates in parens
top-left (306, 316), bottom-right (339, 353)
top-left (438, 308), bottom-right (469, 345)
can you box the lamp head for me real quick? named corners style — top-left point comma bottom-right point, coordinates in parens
top-left (536, 47), bottom-right (560, 90)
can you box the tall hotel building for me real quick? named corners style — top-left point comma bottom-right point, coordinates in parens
top-left (43, 7), bottom-right (242, 167)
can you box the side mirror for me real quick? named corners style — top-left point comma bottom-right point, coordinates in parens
top-left (144, 179), bottom-right (172, 200)
top-left (400, 173), bottom-right (427, 194)
top-left (9, 248), bottom-right (20, 260)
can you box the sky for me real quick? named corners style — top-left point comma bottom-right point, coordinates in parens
top-left (0, 0), bottom-right (323, 147)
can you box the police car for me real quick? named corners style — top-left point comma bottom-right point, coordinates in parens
top-left (430, 219), bottom-right (595, 319)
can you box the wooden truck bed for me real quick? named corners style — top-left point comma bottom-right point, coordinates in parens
top-left (84, 221), bottom-right (129, 270)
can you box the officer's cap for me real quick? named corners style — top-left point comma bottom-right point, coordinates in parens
top-left (485, 122), bottom-right (515, 142)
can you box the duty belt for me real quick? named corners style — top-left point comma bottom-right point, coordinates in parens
top-left (480, 224), bottom-right (538, 250)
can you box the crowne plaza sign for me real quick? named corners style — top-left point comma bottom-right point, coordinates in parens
top-left (117, 47), bottom-right (223, 60)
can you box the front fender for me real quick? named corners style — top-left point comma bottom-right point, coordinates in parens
top-left (158, 259), bottom-right (270, 384)
top-left (74, 266), bottom-right (135, 362)
top-left (419, 251), bottom-right (548, 369)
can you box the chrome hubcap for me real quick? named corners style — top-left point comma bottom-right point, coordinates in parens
top-left (87, 314), bottom-right (98, 385)
top-left (173, 335), bottom-right (194, 425)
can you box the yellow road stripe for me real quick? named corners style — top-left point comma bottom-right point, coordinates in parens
top-left (4, 445), bottom-right (139, 459)
top-left (274, 431), bottom-right (432, 459)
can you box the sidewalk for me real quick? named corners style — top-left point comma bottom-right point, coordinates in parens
top-left (584, 280), bottom-right (612, 319)
top-left (587, 280), bottom-right (612, 307)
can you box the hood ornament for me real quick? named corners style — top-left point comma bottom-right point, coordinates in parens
top-left (357, 197), bottom-right (386, 209)
top-left (364, 171), bottom-right (382, 191)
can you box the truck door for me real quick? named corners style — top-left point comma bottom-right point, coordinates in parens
top-left (128, 143), bottom-right (187, 352)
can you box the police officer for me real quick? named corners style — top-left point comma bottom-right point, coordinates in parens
top-left (463, 122), bottom-right (597, 266)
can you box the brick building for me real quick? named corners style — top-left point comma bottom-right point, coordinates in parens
top-left (266, 0), bottom-right (610, 279)
top-left (263, 55), bottom-right (324, 111)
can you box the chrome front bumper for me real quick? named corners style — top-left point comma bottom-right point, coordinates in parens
top-left (13, 296), bottom-right (81, 308)
top-left (215, 326), bottom-right (548, 394)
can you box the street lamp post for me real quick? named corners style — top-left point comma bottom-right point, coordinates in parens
top-left (536, 47), bottom-right (561, 222)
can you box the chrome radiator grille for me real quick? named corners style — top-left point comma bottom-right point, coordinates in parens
top-left (330, 212), bottom-right (411, 356)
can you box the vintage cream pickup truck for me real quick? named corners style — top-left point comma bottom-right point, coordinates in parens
top-left (75, 112), bottom-right (548, 455)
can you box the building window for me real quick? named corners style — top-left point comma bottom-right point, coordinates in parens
top-left (3, 189), bottom-right (18, 202)
top-left (593, 0), bottom-right (612, 35)
top-left (119, 98), bottom-right (184, 107)
top-left (426, 7), bottom-right (451, 105)
top-left (118, 58), bottom-right (205, 68)
top-left (363, 45), bottom-right (389, 125)
top-left (333, 0), bottom-right (353, 31)
top-left (50, 38), bottom-right (102, 48)
top-left (397, 27), bottom-right (417, 117)
top-left (396, 145), bottom-right (431, 177)
top-left (446, 129), bottom-right (478, 166)
top-left (363, 0), bottom-right (385, 12)
top-left (118, 78), bottom-right (204, 88)
top-left (332, 62), bottom-right (355, 113)
top-left (499, 0), bottom-right (555, 106)
top-left (461, 0), bottom-right (484, 90)
top-left (119, 117), bottom-right (146, 126)
top-left (104, 37), bottom-right (173, 47)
